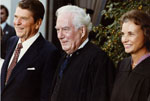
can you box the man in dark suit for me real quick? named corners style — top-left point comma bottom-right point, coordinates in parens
top-left (1, 0), bottom-right (60, 101)
top-left (0, 5), bottom-right (16, 59)
top-left (50, 5), bottom-right (115, 101)
top-left (0, 27), bottom-right (4, 67)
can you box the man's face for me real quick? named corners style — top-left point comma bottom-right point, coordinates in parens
top-left (14, 7), bottom-right (41, 42)
top-left (55, 13), bottom-right (84, 54)
top-left (0, 8), bottom-right (8, 24)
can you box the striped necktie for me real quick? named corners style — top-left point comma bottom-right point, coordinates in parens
top-left (5, 43), bottom-right (23, 84)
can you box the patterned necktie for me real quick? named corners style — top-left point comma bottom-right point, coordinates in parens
top-left (59, 55), bottom-right (71, 79)
top-left (5, 43), bottom-right (23, 84)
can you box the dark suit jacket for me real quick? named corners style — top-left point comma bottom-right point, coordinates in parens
top-left (1, 23), bottom-right (16, 59)
top-left (1, 34), bottom-right (60, 101)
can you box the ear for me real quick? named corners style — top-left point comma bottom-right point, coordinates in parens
top-left (35, 19), bottom-right (42, 30)
top-left (80, 26), bottom-right (87, 38)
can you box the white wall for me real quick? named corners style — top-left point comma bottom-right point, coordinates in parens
top-left (0, 0), bottom-right (12, 25)
top-left (0, 0), bottom-right (47, 38)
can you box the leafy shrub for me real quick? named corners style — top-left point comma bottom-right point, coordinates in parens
top-left (92, 0), bottom-right (150, 66)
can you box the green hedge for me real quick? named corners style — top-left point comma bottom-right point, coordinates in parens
top-left (92, 0), bottom-right (150, 66)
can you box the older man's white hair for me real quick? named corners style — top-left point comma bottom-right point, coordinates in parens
top-left (56, 5), bottom-right (92, 33)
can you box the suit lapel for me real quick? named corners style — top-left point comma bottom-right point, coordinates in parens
top-left (2, 34), bottom-right (45, 91)
top-left (3, 24), bottom-right (9, 34)
top-left (1, 37), bottom-right (18, 91)
top-left (3, 23), bottom-right (7, 33)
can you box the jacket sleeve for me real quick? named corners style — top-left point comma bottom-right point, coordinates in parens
top-left (89, 53), bottom-right (116, 101)
top-left (40, 47), bottom-right (60, 101)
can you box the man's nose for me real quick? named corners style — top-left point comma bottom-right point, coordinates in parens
top-left (15, 18), bottom-right (22, 25)
top-left (57, 29), bottom-right (64, 39)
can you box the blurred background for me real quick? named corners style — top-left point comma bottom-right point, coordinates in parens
top-left (1, 0), bottom-right (150, 66)
top-left (0, 0), bottom-right (107, 48)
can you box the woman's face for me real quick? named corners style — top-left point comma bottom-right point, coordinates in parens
top-left (121, 20), bottom-right (146, 55)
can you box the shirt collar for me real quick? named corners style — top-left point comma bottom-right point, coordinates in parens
top-left (78, 38), bottom-right (89, 49)
top-left (131, 53), bottom-right (150, 66)
top-left (0, 22), bottom-right (7, 30)
top-left (67, 38), bottom-right (89, 57)
top-left (18, 32), bottom-right (40, 47)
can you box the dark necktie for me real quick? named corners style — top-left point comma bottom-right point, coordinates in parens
top-left (5, 43), bottom-right (23, 84)
top-left (59, 55), bottom-right (71, 79)
top-left (51, 55), bottom-right (71, 101)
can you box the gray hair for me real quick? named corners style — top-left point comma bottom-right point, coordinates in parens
top-left (56, 5), bottom-right (92, 33)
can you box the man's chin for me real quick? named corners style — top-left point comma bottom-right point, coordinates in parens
top-left (62, 47), bottom-right (69, 52)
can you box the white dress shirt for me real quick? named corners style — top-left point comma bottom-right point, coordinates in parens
top-left (78, 38), bottom-right (89, 49)
top-left (8, 33), bottom-right (40, 68)
top-left (0, 22), bottom-right (7, 30)
top-left (0, 58), bottom-right (4, 71)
